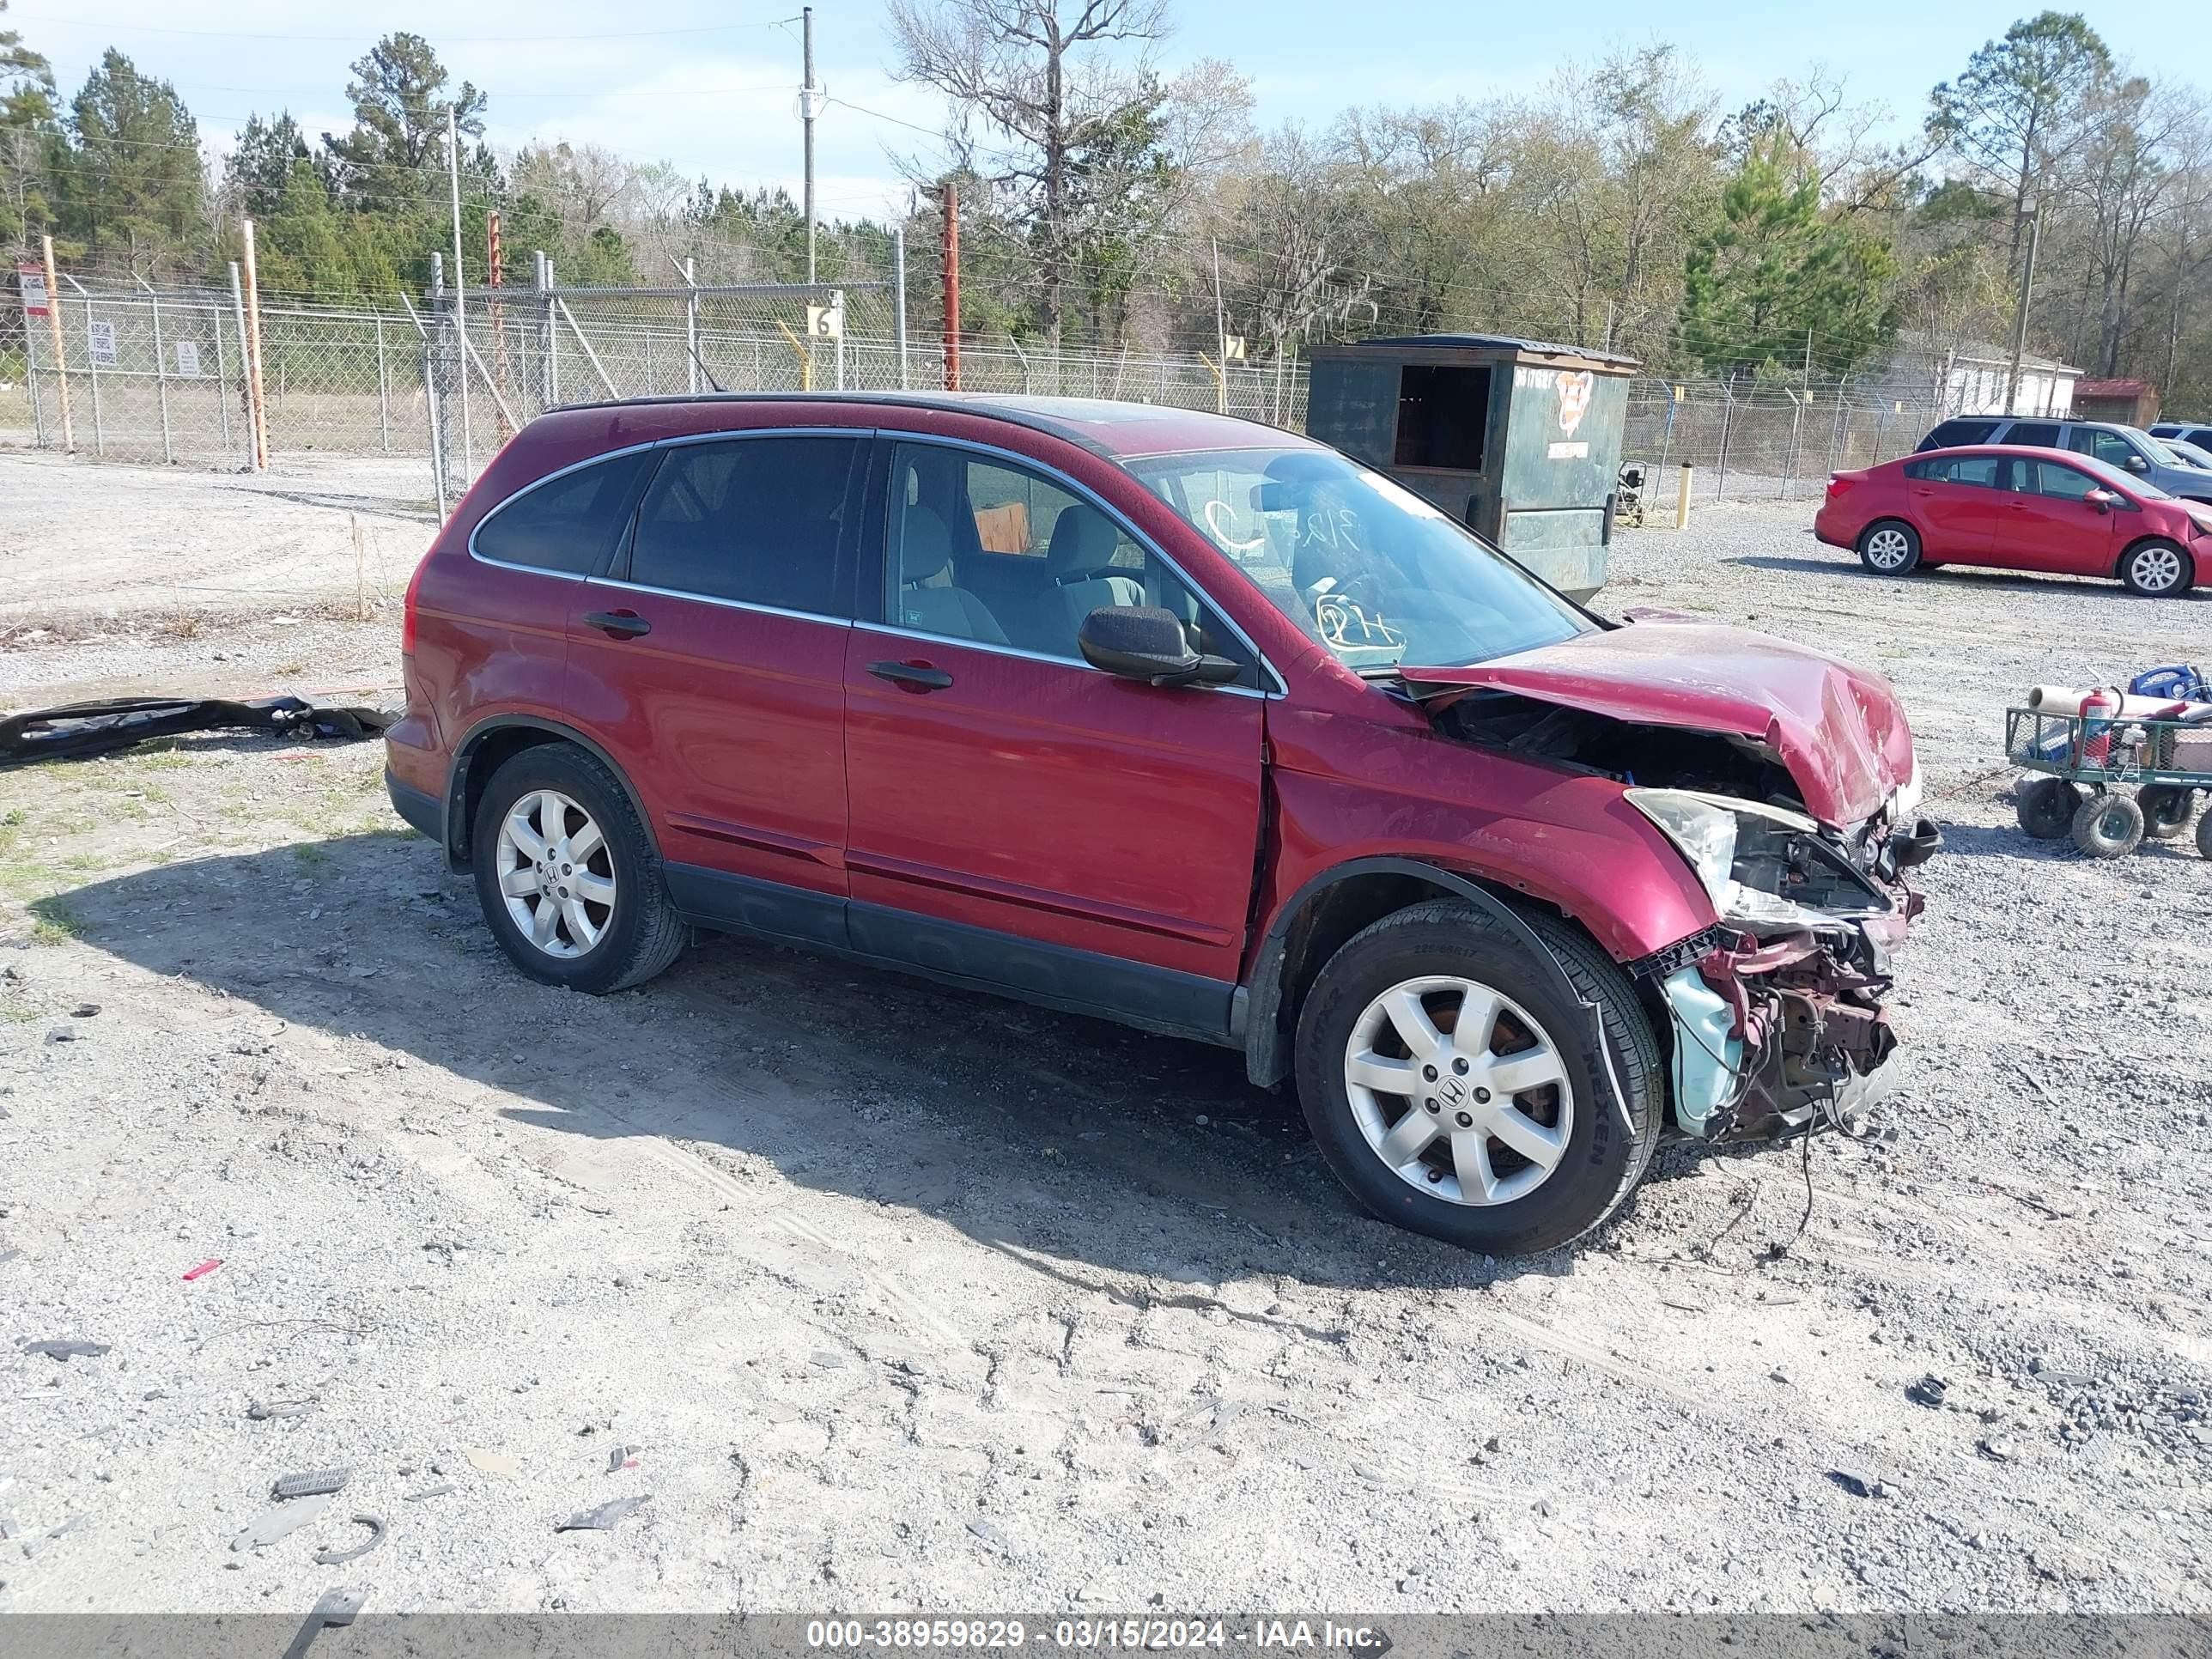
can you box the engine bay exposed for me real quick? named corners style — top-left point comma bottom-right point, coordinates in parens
top-left (1428, 690), bottom-right (1807, 812)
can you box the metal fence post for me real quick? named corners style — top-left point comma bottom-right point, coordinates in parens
top-left (544, 258), bottom-right (559, 406)
top-left (834, 288), bottom-right (846, 391)
top-left (376, 315), bottom-right (391, 452)
top-left (684, 257), bottom-right (700, 395)
top-left (892, 225), bottom-right (909, 390)
top-left (147, 289), bottom-right (173, 464)
top-left (1716, 379), bottom-right (1734, 500)
top-left (82, 294), bottom-right (105, 456)
top-left (216, 283), bottom-right (236, 454)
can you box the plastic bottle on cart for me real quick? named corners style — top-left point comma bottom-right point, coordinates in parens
top-left (2081, 686), bottom-right (2122, 765)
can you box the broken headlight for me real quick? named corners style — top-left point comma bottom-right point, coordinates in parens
top-left (1627, 788), bottom-right (1894, 931)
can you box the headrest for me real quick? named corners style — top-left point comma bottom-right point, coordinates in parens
top-left (901, 507), bottom-right (953, 584)
top-left (1045, 504), bottom-right (1120, 577)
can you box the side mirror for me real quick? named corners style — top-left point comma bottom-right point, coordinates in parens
top-left (2125, 453), bottom-right (2149, 473)
top-left (1079, 605), bottom-right (1241, 687)
top-left (2083, 488), bottom-right (2116, 514)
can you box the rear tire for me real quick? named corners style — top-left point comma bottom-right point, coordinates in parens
top-left (1857, 520), bottom-right (1921, 575)
top-left (471, 744), bottom-right (687, 994)
top-left (2014, 776), bottom-right (2081, 840)
top-left (2119, 538), bottom-right (2192, 597)
top-left (2070, 792), bottom-right (2145, 860)
top-left (2197, 811), bottom-right (2212, 861)
top-left (2138, 784), bottom-right (2195, 841)
top-left (1292, 900), bottom-right (1662, 1256)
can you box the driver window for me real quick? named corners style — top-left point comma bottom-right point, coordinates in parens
top-left (2030, 461), bottom-right (2100, 502)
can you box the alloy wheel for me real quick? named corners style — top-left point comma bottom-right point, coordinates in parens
top-left (1863, 528), bottom-right (1912, 571)
top-left (494, 789), bottom-right (617, 959)
top-left (1343, 975), bottom-right (1574, 1206)
top-left (2130, 545), bottom-right (2184, 593)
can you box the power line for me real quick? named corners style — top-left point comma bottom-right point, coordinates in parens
top-left (8, 11), bottom-right (804, 45)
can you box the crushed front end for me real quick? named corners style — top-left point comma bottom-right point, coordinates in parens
top-left (1631, 787), bottom-right (1937, 1140)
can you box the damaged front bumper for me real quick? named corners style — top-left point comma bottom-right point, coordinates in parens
top-left (1650, 810), bottom-right (1936, 1143)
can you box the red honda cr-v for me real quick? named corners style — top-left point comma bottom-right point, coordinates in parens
top-left (386, 392), bottom-right (1938, 1255)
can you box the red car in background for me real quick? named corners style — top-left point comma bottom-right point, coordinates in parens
top-left (1814, 445), bottom-right (2212, 597)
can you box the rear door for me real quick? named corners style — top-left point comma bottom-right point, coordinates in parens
top-left (839, 438), bottom-right (1267, 1036)
top-left (1905, 453), bottom-right (2004, 559)
top-left (563, 431), bottom-right (868, 945)
top-left (1999, 456), bottom-right (2126, 574)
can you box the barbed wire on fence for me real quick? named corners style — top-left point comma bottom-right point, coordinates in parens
top-left (13, 264), bottom-right (1955, 512)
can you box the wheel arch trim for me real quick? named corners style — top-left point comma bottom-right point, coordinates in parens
top-left (445, 714), bottom-right (661, 869)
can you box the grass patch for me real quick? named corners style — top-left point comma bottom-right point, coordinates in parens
top-left (291, 842), bottom-right (331, 868)
top-left (2, 807), bottom-right (25, 826)
top-left (28, 897), bottom-right (85, 944)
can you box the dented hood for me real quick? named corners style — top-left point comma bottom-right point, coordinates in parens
top-left (1401, 621), bottom-right (1916, 826)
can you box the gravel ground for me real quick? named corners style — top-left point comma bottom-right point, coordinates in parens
top-left (2, 480), bottom-right (2210, 1617)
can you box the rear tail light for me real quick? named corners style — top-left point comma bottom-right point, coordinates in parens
top-left (400, 551), bottom-right (430, 654)
top-left (1825, 475), bottom-right (1853, 501)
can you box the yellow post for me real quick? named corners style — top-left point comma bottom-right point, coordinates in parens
top-left (40, 234), bottom-right (73, 453)
top-left (1198, 349), bottom-right (1224, 414)
top-left (239, 219), bottom-right (271, 470)
top-left (774, 318), bottom-right (813, 392)
top-left (1674, 464), bottom-right (1694, 530)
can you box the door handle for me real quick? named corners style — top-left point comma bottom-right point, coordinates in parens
top-left (867, 659), bottom-right (954, 693)
top-left (584, 610), bottom-right (652, 639)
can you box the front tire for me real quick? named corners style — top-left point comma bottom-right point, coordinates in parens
top-left (2119, 538), bottom-right (2192, 597)
top-left (2014, 776), bottom-right (2082, 840)
top-left (2138, 784), bottom-right (2195, 841)
top-left (2070, 792), bottom-right (2145, 859)
top-left (471, 745), bottom-right (687, 994)
top-left (1857, 520), bottom-right (1921, 575)
top-left (1292, 900), bottom-right (1662, 1255)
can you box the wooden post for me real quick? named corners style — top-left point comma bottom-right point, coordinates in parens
top-left (39, 234), bottom-right (72, 452)
top-left (942, 179), bottom-right (961, 392)
top-left (239, 220), bottom-right (270, 470)
top-left (1674, 464), bottom-right (1693, 530)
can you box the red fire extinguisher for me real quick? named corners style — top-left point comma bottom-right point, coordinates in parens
top-left (2081, 686), bottom-right (2121, 764)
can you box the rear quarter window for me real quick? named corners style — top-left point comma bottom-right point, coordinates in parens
top-left (1920, 419), bottom-right (1998, 451)
top-left (473, 451), bottom-right (653, 574)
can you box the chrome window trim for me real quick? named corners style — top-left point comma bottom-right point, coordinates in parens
top-left (580, 573), bottom-right (854, 629)
top-left (872, 428), bottom-right (1286, 696)
top-left (854, 621), bottom-right (1272, 701)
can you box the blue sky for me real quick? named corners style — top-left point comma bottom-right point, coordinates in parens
top-left (11, 0), bottom-right (2177, 217)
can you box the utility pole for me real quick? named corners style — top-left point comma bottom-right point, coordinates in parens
top-left (942, 179), bottom-right (961, 391)
top-left (2003, 203), bottom-right (2043, 416)
top-left (801, 6), bottom-right (819, 285)
top-left (447, 104), bottom-right (473, 470)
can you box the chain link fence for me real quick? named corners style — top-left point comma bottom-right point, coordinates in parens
top-left (14, 264), bottom-right (1952, 517)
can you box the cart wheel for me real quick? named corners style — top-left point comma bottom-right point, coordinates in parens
top-left (2015, 776), bottom-right (2082, 841)
top-left (2071, 792), bottom-right (2145, 859)
top-left (2138, 784), bottom-right (2196, 840)
top-left (2198, 810), bottom-right (2212, 862)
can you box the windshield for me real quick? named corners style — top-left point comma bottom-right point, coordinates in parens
top-left (2078, 450), bottom-right (2174, 500)
top-left (1126, 447), bottom-right (1595, 672)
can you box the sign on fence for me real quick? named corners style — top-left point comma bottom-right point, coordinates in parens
top-left (175, 340), bottom-right (202, 378)
top-left (805, 303), bottom-right (843, 340)
top-left (88, 319), bottom-right (118, 368)
top-left (16, 264), bottom-right (46, 317)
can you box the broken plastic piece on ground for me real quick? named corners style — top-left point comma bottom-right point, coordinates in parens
top-left (313, 1514), bottom-right (386, 1565)
top-left (0, 696), bottom-right (394, 769)
top-left (286, 1585), bottom-right (368, 1659)
top-left (231, 1490), bottom-right (334, 1552)
top-left (404, 1483), bottom-right (455, 1503)
top-left (557, 1493), bottom-right (648, 1532)
top-left (22, 1339), bottom-right (110, 1362)
top-left (272, 1468), bottom-right (349, 1499)
top-left (465, 1447), bottom-right (522, 1478)
top-left (606, 1444), bottom-right (640, 1473)
top-left (248, 1397), bottom-right (316, 1421)
top-left (182, 1259), bottom-right (222, 1281)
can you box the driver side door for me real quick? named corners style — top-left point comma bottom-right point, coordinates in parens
top-left (840, 438), bottom-right (1269, 1039)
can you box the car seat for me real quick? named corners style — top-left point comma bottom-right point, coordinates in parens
top-left (895, 507), bottom-right (1007, 645)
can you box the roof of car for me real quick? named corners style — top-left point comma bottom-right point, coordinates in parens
top-left (545, 391), bottom-right (1312, 460)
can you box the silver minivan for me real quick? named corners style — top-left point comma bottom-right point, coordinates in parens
top-left (1916, 416), bottom-right (2212, 502)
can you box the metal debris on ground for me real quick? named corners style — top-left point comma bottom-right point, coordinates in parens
top-left (1907, 1374), bottom-right (1949, 1407)
top-left (313, 1515), bottom-right (386, 1565)
top-left (606, 1444), bottom-right (640, 1473)
top-left (0, 696), bottom-right (395, 768)
top-left (1828, 1468), bottom-right (1889, 1499)
top-left (404, 1484), bottom-right (455, 1503)
top-left (231, 1490), bottom-right (334, 1552)
top-left (272, 1469), bottom-right (350, 1499)
top-left (557, 1494), bottom-right (649, 1533)
top-left (22, 1339), bottom-right (110, 1361)
top-left (247, 1398), bottom-right (316, 1421)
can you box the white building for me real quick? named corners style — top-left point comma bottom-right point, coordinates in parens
top-left (1872, 331), bottom-right (2081, 419)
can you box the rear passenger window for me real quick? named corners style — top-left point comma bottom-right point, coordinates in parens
top-left (1924, 419), bottom-right (1998, 449)
top-left (2007, 422), bottom-right (2060, 448)
top-left (626, 437), bottom-right (861, 615)
top-left (473, 451), bottom-right (653, 574)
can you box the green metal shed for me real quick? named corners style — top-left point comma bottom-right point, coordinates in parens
top-left (1303, 334), bottom-right (1639, 599)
